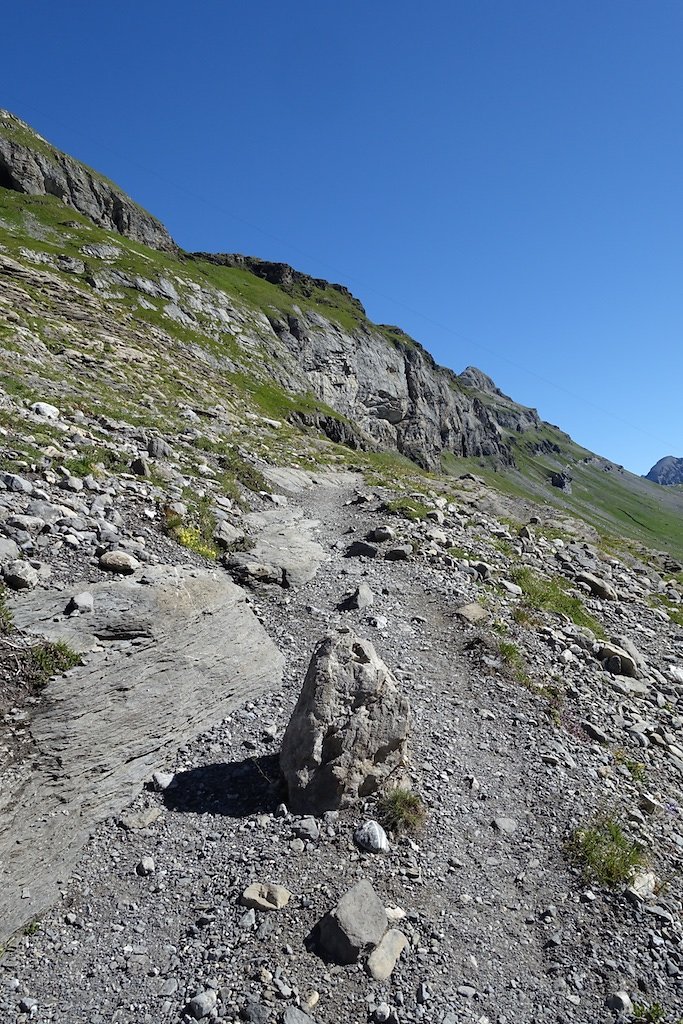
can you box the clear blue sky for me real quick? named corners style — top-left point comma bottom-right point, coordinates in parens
top-left (3, 1), bottom-right (682, 474)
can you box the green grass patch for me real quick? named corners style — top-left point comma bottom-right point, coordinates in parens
top-left (377, 788), bottom-right (427, 835)
top-left (509, 566), bottom-right (605, 637)
top-left (567, 814), bottom-right (646, 886)
top-left (161, 497), bottom-right (219, 559)
top-left (497, 640), bottom-right (531, 686)
top-left (30, 640), bottom-right (80, 686)
top-left (649, 593), bottom-right (683, 628)
top-left (0, 585), bottom-right (13, 634)
top-left (384, 497), bottom-right (431, 522)
top-left (447, 544), bottom-right (469, 559)
top-left (613, 748), bottom-right (647, 783)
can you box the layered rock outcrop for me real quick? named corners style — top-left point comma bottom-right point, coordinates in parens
top-left (0, 110), bottom-right (176, 252)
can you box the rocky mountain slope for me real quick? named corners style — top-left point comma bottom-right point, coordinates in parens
top-left (646, 457), bottom-right (683, 487)
top-left (1, 112), bottom-right (683, 1024)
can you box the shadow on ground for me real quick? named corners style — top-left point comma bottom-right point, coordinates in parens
top-left (162, 754), bottom-right (284, 817)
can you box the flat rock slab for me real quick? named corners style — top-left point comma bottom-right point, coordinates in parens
top-left (228, 508), bottom-right (326, 586)
top-left (1, 565), bottom-right (283, 942)
top-left (259, 466), bottom-right (360, 495)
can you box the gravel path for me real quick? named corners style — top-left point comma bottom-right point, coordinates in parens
top-left (1, 473), bottom-right (681, 1024)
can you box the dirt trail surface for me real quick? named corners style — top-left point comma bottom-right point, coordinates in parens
top-left (0, 472), bottom-right (681, 1023)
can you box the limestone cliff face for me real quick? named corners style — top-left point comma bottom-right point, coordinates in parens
top-left (0, 111), bottom-right (176, 253)
top-left (265, 308), bottom-right (515, 470)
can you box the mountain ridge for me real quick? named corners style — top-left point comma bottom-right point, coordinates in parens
top-left (1, 108), bottom-right (682, 559)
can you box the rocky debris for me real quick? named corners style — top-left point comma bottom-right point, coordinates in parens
top-left (0, 110), bottom-right (176, 251)
top-left (2, 471), bottom-right (683, 1021)
top-left (318, 879), bottom-right (388, 964)
top-left (280, 630), bottom-right (411, 813)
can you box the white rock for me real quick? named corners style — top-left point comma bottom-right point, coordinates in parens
top-left (31, 401), bottom-right (60, 420)
top-left (354, 820), bottom-right (389, 854)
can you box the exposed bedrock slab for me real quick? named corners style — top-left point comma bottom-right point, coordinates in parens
top-left (1, 565), bottom-right (283, 941)
top-left (227, 508), bottom-right (327, 587)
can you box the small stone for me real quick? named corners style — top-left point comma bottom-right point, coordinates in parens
top-left (366, 526), bottom-right (395, 543)
top-left (367, 928), bottom-right (409, 981)
top-left (318, 879), bottom-right (388, 964)
top-left (282, 1009), bottom-right (315, 1024)
top-left (455, 602), bottom-right (488, 625)
top-left (19, 997), bottom-right (38, 1013)
top-left (345, 540), bottom-right (379, 558)
top-left (99, 550), bottom-right (139, 574)
top-left (31, 401), bottom-right (60, 420)
top-left (492, 816), bottom-right (517, 834)
top-left (354, 820), bottom-right (389, 854)
top-left (340, 582), bottom-right (374, 611)
top-left (240, 908), bottom-right (256, 929)
top-left (374, 1003), bottom-right (391, 1023)
top-left (66, 591), bottom-right (94, 615)
top-left (3, 559), bottom-right (39, 591)
top-left (136, 856), bottom-right (155, 876)
top-left (292, 816), bottom-right (320, 842)
top-left (606, 991), bottom-right (633, 1013)
top-left (240, 882), bottom-right (292, 911)
top-left (582, 721), bottom-right (609, 744)
top-left (384, 545), bottom-right (412, 561)
top-left (302, 990), bottom-right (319, 1012)
top-left (152, 770), bottom-right (176, 791)
top-left (188, 989), bottom-right (218, 1019)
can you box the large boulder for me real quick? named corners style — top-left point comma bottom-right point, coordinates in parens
top-left (280, 630), bottom-right (411, 814)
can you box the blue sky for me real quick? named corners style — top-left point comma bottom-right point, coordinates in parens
top-left (3, 1), bottom-right (682, 474)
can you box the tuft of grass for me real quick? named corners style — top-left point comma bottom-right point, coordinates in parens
top-left (161, 498), bottom-right (219, 559)
top-left (632, 1003), bottom-right (666, 1024)
top-left (567, 814), bottom-right (647, 886)
top-left (0, 585), bottom-right (13, 634)
top-left (30, 640), bottom-right (80, 686)
top-left (649, 593), bottom-right (683, 629)
top-left (498, 640), bottom-right (531, 686)
top-left (613, 748), bottom-right (647, 783)
top-left (509, 566), bottom-right (605, 637)
top-left (384, 497), bottom-right (431, 522)
top-left (62, 447), bottom-right (127, 478)
top-left (377, 788), bottom-right (427, 835)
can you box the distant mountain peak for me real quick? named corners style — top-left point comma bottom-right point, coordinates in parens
top-left (645, 456), bottom-right (683, 486)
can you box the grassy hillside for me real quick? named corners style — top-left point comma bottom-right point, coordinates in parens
top-left (2, 182), bottom-right (682, 562)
